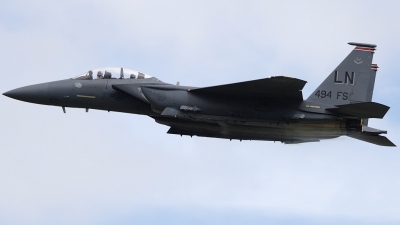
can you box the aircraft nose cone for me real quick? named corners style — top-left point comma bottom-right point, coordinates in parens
top-left (3, 91), bottom-right (12, 98)
top-left (3, 83), bottom-right (49, 105)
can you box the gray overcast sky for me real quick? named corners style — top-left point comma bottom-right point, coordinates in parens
top-left (1, 1), bottom-right (400, 225)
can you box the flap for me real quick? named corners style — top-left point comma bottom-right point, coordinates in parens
top-left (326, 102), bottom-right (390, 118)
top-left (190, 76), bottom-right (306, 100)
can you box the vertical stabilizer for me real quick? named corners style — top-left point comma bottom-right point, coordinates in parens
top-left (307, 42), bottom-right (377, 106)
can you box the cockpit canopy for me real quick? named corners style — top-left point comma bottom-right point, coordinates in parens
top-left (72, 67), bottom-right (158, 81)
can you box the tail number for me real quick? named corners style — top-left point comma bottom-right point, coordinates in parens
top-left (315, 90), bottom-right (349, 100)
top-left (315, 90), bottom-right (331, 98)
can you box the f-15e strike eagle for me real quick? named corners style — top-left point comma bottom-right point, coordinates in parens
top-left (3, 42), bottom-right (395, 146)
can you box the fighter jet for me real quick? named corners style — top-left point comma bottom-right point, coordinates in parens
top-left (3, 42), bottom-right (395, 146)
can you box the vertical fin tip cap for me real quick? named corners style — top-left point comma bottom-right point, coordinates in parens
top-left (348, 42), bottom-right (376, 48)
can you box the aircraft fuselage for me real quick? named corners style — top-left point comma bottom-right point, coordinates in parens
top-left (3, 42), bottom-right (395, 146)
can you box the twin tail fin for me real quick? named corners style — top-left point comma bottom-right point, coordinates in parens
top-left (306, 42), bottom-right (394, 146)
top-left (307, 42), bottom-right (377, 106)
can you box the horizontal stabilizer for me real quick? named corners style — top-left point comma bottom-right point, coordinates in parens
top-left (191, 76), bottom-right (306, 100)
top-left (348, 133), bottom-right (396, 147)
top-left (326, 102), bottom-right (389, 118)
top-left (362, 126), bottom-right (387, 135)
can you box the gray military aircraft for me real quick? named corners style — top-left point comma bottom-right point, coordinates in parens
top-left (3, 42), bottom-right (395, 146)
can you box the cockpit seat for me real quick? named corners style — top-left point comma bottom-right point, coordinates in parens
top-left (104, 71), bottom-right (112, 79)
top-left (138, 72), bottom-right (145, 79)
top-left (97, 71), bottom-right (103, 79)
top-left (88, 71), bottom-right (93, 79)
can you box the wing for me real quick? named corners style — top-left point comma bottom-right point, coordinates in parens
top-left (326, 102), bottom-right (390, 118)
top-left (190, 76), bottom-right (307, 100)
